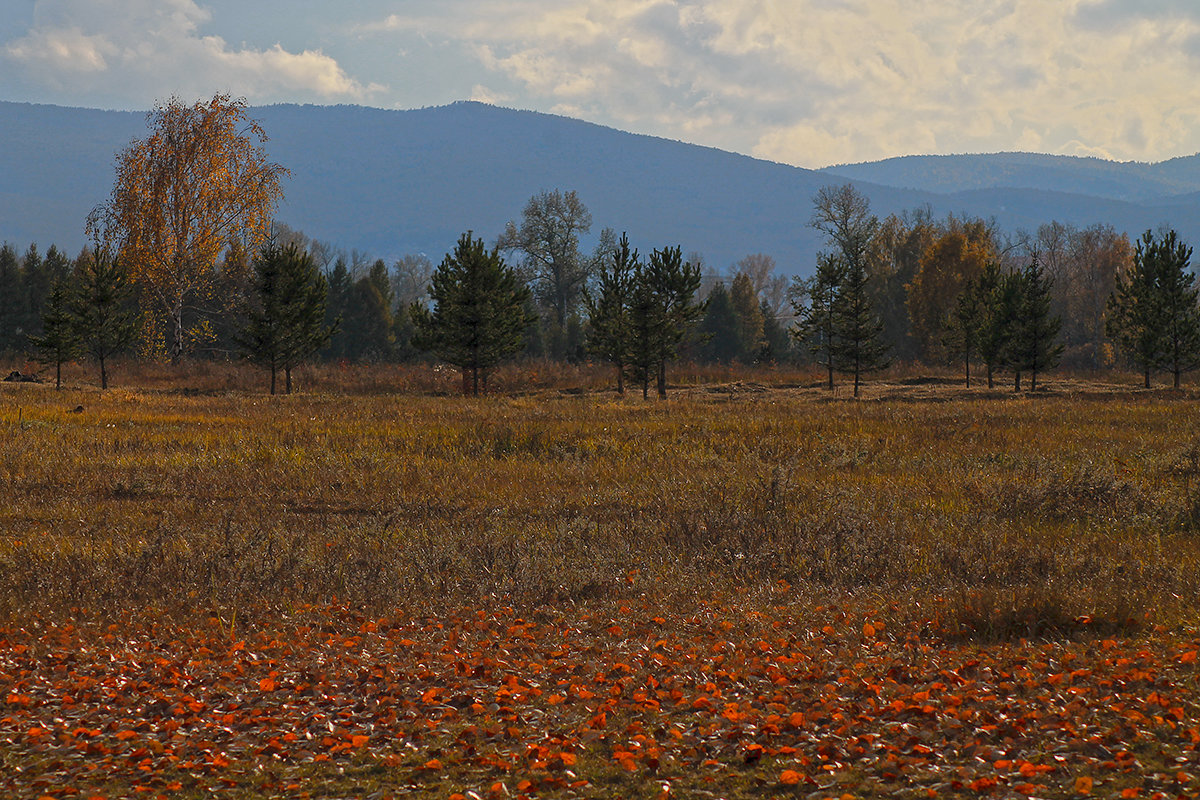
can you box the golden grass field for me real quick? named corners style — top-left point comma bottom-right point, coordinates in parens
top-left (2, 362), bottom-right (1198, 632)
top-left (2, 363), bottom-right (1199, 798)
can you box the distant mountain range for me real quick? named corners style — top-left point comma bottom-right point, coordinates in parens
top-left (4, 100), bottom-right (1200, 277)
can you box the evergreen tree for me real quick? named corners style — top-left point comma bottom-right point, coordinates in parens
top-left (1148, 231), bottom-right (1200, 388)
top-left (236, 241), bottom-right (334, 394)
top-left (0, 244), bottom-right (21, 352)
top-left (791, 253), bottom-right (843, 390)
top-left (70, 247), bottom-right (137, 390)
top-left (975, 264), bottom-right (1018, 389)
top-left (648, 246), bottom-right (704, 397)
top-left (584, 232), bottom-right (637, 393)
top-left (1007, 254), bottom-right (1063, 391)
top-left (759, 298), bottom-right (793, 363)
top-left (1107, 231), bottom-right (1168, 388)
top-left (831, 249), bottom-right (890, 396)
top-left (323, 257), bottom-right (353, 359)
top-left (20, 243), bottom-right (49, 342)
top-left (623, 245), bottom-right (703, 398)
top-left (697, 282), bottom-right (741, 363)
top-left (411, 232), bottom-right (535, 396)
top-left (27, 280), bottom-right (80, 389)
top-left (944, 273), bottom-right (983, 387)
top-left (342, 277), bottom-right (395, 361)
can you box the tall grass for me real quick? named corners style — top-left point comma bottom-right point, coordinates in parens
top-left (1, 375), bottom-right (1198, 638)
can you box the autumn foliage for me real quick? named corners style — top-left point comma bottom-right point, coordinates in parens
top-left (2, 377), bottom-right (1200, 796)
top-left (89, 94), bottom-right (287, 362)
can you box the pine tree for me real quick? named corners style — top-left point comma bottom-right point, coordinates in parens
top-left (623, 245), bottom-right (703, 398)
top-left (1147, 231), bottom-right (1200, 388)
top-left (1107, 231), bottom-right (1167, 388)
top-left (323, 257), bottom-right (353, 359)
top-left (792, 253), bottom-right (843, 390)
top-left (1008, 254), bottom-right (1063, 391)
top-left (0, 244), bottom-right (21, 351)
top-left (236, 241), bottom-right (334, 394)
top-left (584, 232), bottom-right (638, 393)
top-left (831, 251), bottom-right (889, 396)
top-left (944, 273), bottom-right (983, 387)
top-left (411, 232), bottom-right (535, 396)
top-left (648, 246), bottom-right (704, 398)
top-left (975, 264), bottom-right (1018, 389)
top-left (70, 247), bottom-right (137, 390)
top-left (27, 280), bottom-right (80, 389)
top-left (697, 282), bottom-right (741, 363)
top-left (759, 298), bottom-right (793, 363)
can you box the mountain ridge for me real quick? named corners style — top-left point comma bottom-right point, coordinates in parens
top-left (3, 100), bottom-right (1199, 276)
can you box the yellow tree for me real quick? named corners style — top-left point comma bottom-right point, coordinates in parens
top-left (906, 220), bottom-right (995, 360)
top-left (89, 94), bottom-right (288, 361)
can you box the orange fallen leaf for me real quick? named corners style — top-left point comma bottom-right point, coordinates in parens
top-left (780, 769), bottom-right (802, 785)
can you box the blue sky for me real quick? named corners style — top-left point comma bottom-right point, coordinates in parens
top-left (3, 0), bottom-right (1199, 168)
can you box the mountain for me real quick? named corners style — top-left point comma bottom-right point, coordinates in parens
top-left (4, 100), bottom-right (1200, 277)
top-left (822, 152), bottom-right (1200, 203)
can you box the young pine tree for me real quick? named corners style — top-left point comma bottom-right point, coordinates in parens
top-left (410, 232), bottom-right (535, 396)
top-left (1147, 230), bottom-right (1200, 388)
top-left (236, 241), bottom-right (334, 395)
top-left (70, 247), bottom-right (137, 390)
top-left (944, 273), bottom-right (983, 388)
top-left (27, 280), bottom-right (80, 389)
top-left (647, 246), bottom-right (704, 398)
top-left (831, 250), bottom-right (889, 397)
top-left (1106, 231), bottom-right (1167, 388)
top-left (792, 253), bottom-right (843, 390)
top-left (1007, 254), bottom-right (1063, 391)
top-left (584, 232), bottom-right (637, 393)
top-left (696, 282), bottom-right (742, 363)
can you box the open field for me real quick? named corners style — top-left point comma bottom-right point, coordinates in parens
top-left (2, 370), bottom-right (1199, 798)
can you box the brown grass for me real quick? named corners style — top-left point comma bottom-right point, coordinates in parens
top-left (2, 362), bottom-right (1199, 640)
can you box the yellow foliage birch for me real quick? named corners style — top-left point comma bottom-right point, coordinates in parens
top-left (90, 94), bottom-right (288, 362)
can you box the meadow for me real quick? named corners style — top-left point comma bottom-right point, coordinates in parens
top-left (1, 364), bottom-right (1199, 798)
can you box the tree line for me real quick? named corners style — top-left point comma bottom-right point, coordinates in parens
top-left (5, 94), bottom-right (1200, 395)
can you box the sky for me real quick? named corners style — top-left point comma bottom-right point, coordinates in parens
top-left (2, 0), bottom-right (1199, 168)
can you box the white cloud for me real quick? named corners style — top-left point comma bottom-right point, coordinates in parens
top-left (8, 0), bottom-right (1200, 166)
top-left (4, 0), bottom-right (379, 105)
top-left (350, 0), bottom-right (1200, 166)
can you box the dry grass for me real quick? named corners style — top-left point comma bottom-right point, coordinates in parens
top-left (2, 364), bottom-right (1199, 640)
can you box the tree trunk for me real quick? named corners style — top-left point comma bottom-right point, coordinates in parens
top-left (171, 300), bottom-right (184, 365)
top-left (286, 367), bottom-right (293, 394)
top-left (472, 365), bottom-right (480, 397)
top-left (1144, 367), bottom-right (1151, 389)
top-left (1174, 368), bottom-right (1181, 389)
top-left (55, 360), bottom-right (62, 390)
top-left (100, 353), bottom-right (108, 390)
top-left (1014, 370), bottom-right (1021, 392)
top-left (657, 361), bottom-right (666, 398)
top-left (964, 353), bottom-right (971, 388)
top-left (987, 364), bottom-right (994, 389)
top-left (270, 364), bottom-right (276, 395)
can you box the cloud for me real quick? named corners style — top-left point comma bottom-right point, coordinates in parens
top-left (345, 0), bottom-right (1200, 166)
top-left (4, 0), bottom-right (379, 106)
top-left (10, 0), bottom-right (1200, 166)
